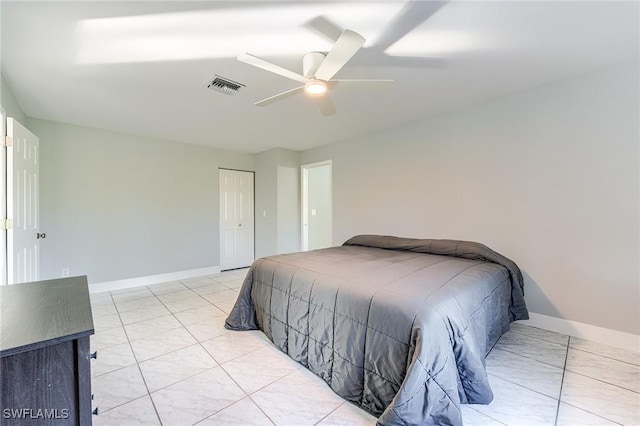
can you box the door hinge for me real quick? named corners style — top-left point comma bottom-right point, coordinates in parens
top-left (0, 219), bottom-right (13, 230)
top-left (1, 136), bottom-right (13, 147)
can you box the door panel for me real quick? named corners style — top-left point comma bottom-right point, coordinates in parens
top-left (302, 161), bottom-right (332, 251)
top-left (219, 169), bottom-right (254, 270)
top-left (7, 118), bottom-right (40, 284)
top-left (1, 109), bottom-right (6, 285)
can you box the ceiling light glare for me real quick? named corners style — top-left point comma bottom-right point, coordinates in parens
top-left (305, 81), bottom-right (328, 95)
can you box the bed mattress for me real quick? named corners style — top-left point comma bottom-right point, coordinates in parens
top-left (225, 235), bottom-right (528, 425)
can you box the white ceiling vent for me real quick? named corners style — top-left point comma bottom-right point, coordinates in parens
top-left (207, 75), bottom-right (245, 95)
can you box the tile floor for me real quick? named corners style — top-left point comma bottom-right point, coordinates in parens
top-left (89, 268), bottom-right (640, 426)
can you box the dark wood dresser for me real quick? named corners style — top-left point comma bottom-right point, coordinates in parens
top-left (0, 276), bottom-right (95, 425)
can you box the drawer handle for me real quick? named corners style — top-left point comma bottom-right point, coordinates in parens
top-left (90, 351), bottom-right (98, 360)
top-left (91, 394), bottom-right (94, 401)
top-left (92, 407), bottom-right (99, 416)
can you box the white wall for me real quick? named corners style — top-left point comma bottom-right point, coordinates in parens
top-left (255, 149), bottom-right (279, 258)
top-left (29, 118), bottom-right (255, 285)
top-left (1, 73), bottom-right (27, 125)
top-left (277, 164), bottom-right (301, 253)
top-left (4, 59), bottom-right (638, 338)
top-left (255, 148), bottom-right (300, 258)
top-left (301, 61), bottom-right (639, 335)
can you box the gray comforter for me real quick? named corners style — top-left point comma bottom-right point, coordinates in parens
top-left (225, 235), bottom-right (529, 425)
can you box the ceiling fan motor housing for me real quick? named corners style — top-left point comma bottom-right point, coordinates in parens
top-left (302, 51), bottom-right (327, 78)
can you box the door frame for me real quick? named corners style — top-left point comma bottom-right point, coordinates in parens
top-left (301, 160), bottom-right (332, 251)
top-left (218, 168), bottom-right (255, 270)
top-left (1, 108), bottom-right (6, 285)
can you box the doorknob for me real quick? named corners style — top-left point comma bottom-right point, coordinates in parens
top-left (37, 233), bottom-right (46, 239)
top-left (238, 224), bottom-right (242, 227)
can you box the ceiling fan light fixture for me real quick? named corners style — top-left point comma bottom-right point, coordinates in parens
top-left (304, 80), bottom-right (328, 95)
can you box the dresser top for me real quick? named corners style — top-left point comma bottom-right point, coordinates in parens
top-left (0, 276), bottom-right (94, 357)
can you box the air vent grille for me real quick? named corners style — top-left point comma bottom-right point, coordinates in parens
top-left (207, 75), bottom-right (245, 95)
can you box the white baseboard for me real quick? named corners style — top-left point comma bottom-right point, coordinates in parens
top-left (89, 266), bottom-right (221, 294)
top-left (520, 312), bottom-right (640, 353)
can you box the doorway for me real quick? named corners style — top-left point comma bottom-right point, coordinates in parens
top-left (301, 160), bottom-right (332, 251)
top-left (219, 168), bottom-right (255, 270)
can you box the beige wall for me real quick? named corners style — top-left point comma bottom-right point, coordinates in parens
top-left (301, 61), bottom-right (639, 335)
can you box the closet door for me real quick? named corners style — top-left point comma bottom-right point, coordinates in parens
top-left (219, 169), bottom-right (254, 270)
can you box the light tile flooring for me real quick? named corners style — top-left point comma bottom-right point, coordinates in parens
top-left (90, 268), bottom-right (640, 426)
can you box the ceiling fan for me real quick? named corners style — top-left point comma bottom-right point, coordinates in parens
top-left (238, 29), bottom-right (393, 116)
top-left (306, 1), bottom-right (447, 69)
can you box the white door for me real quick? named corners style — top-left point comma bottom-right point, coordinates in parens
top-left (219, 169), bottom-right (254, 270)
top-left (301, 161), bottom-right (332, 251)
top-left (7, 117), bottom-right (40, 284)
top-left (1, 109), bottom-right (6, 285)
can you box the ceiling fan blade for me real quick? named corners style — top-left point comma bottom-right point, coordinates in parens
top-left (254, 86), bottom-right (305, 107)
top-left (331, 79), bottom-right (394, 92)
top-left (373, 1), bottom-right (447, 51)
top-left (305, 15), bottom-right (343, 42)
top-left (238, 53), bottom-right (309, 84)
top-left (314, 29), bottom-right (365, 81)
top-left (315, 95), bottom-right (336, 117)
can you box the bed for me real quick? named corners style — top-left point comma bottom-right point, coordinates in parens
top-left (225, 235), bottom-right (529, 426)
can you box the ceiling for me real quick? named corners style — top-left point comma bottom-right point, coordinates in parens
top-left (1, 1), bottom-right (638, 154)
